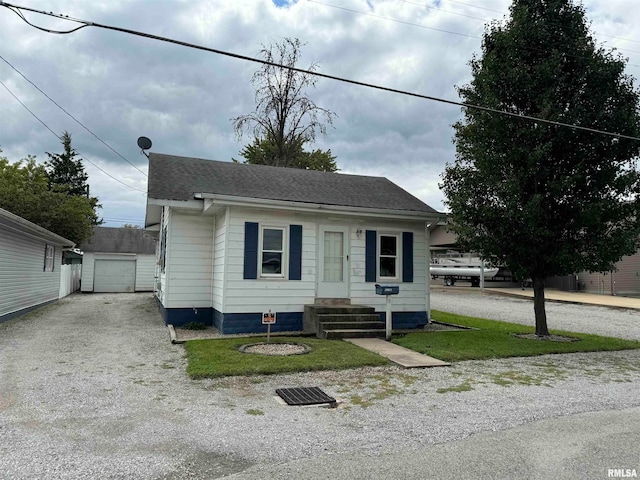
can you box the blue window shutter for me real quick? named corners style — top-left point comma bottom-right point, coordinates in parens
top-left (365, 230), bottom-right (377, 282)
top-left (402, 231), bottom-right (413, 283)
top-left (243, 222), bottom-right (259, 279)
top-left (289, 225), bottom-right (302, 280)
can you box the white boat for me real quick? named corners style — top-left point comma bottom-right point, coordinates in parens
top-left (430, 255), bottom-right (499, 286)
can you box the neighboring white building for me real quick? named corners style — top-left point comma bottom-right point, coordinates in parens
top-left (0, 207), bottom-right (74, 323)
top-left (144, 153), bottom-right (441, 334)
top-left (80, 227), bottom-right (156, 293)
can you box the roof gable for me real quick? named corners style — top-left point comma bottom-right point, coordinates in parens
top-left (81, 227), bottom-right (155, 254)
top-left (147, 153), bottom-right (437, 215)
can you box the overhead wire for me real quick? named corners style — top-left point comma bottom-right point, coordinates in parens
top-left (312, 0), bottom-right (640, 64)
top-left (0, 54), bottom-right (148, 177)
top-left (0, 79), bottom-right (147, 194)
top-left (1, 0), bottom-right (640, 142)
top-left (442, 0), bottom-right (640, 47)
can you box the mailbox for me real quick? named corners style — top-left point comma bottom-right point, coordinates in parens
top-left (375, 284), bottom-right (399, 295)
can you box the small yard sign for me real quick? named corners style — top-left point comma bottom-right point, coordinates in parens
top-left (262, 310), bottom-right (276, 342)
top-left (262, 311), bottom-right (276, 324)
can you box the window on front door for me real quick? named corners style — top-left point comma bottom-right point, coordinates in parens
top-left (379, 234), bottom-right (398, 279)
top-left (261, 227), bottom-right (284, 276)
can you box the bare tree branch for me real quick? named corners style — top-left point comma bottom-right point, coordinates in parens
top-left (231, 37), bottom-right (336, 168)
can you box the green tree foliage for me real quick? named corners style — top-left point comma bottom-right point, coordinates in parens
top-left (232, 37), bottom-right (337, 171)
top-left (239, 135), bottom-right (337, 172)
top-left (45, 131), bottom-right (89, 196)
top-left (440, 0), bottom-right (640, 336)
top-left (0, 148), bottom-right (99, 245)
top-left (45, 132), bottom-right (102, 227)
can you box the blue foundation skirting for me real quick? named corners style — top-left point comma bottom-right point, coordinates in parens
top-left (157, 298), bottom-right (425, 334)
top-left (156, 300), bottom-right (213, 327)
top-left (217, 311), bottom-right (303, 335)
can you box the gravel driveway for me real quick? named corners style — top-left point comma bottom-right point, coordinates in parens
top-left (1, 292), bottom-right (639, 479)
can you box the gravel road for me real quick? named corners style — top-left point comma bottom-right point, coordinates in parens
top-left (431, 288), bottom-right (640, 340)
top-left (1, 292), bottom-right (639, 479)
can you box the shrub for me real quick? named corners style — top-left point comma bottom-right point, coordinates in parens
top-left (182, 321), bottom-right (207, 331)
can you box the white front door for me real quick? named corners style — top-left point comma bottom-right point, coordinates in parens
top-left (317, 226), bottom-right (349, 298)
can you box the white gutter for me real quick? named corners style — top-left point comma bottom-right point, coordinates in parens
top-left (194, 193), bottom-right (441, 222)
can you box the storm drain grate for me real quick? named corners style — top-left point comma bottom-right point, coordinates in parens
top-left (276, 387), bottom-right (336, 407)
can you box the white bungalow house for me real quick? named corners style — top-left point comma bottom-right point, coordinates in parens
top-left (80, 227), bottom-right (156, 293)
top-left (144, 153), bottom-right (441, 334)
top-left (0, 207), bottom-right (75, 322)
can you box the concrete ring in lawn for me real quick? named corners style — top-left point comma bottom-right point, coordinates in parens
top-left (237, 342), bottom-right (311, 356)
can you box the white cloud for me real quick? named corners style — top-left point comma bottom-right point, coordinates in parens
top-left (1, 0), bottom-right (639, 226)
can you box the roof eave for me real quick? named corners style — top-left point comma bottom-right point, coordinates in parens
top-left (195, 193), bottom-right (441, 222)
top-left (0, 208), bottom-right (75, 247)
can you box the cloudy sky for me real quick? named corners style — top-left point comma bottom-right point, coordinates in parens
top-left (2, 0), bottom-right (640, 227)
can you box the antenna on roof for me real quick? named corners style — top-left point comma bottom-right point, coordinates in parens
top-left (137, 136), bottom-right (152, 158)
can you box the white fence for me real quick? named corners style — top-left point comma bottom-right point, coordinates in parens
top-left (59, 264), bottom-right (82, 298)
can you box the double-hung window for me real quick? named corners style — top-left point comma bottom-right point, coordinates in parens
top-left (44, 244), bottom-right (55, 272)
top-left (261, 227), bottom-right (285, 277)
top-left (378, 234), bottom-right (398, 279)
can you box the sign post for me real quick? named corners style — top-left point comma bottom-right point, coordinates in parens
top-left (262, 310), bottom-right (276, 343)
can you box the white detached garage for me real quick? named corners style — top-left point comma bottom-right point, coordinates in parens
top-left (80, 227), bottom-right (156, 293)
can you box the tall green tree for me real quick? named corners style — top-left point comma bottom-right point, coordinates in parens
top-left (45, 131), bottom-right (102, 226)
top-left (440, 0), bottom-right (640, 336)
top-left (0, 149), bottom-right (99, 245)
top-left (45, 131), bottom-right (89, 196)
top-left (232, 37), bottom-right (337, 171)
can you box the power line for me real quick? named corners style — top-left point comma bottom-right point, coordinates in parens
top-left (313, 0), bottom-right (640, 62)
top-left (0, 54), bottom-right (148, 177)
top-left (443, 0), bottom-right (640, 47)
top-left (308, 0), bottom-right (480, 39)
top-left (0, 79), bottom-right (147, 193)
top-left (1, 1), bottom-right (639, 142)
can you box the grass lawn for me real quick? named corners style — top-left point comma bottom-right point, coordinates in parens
top-left (184, 336), bottom-right (389, 378)
top-left (393, 310), bottom-right (640, 362)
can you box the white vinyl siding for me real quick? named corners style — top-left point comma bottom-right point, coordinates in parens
top-left (223, 208), bottom-right (316, 314)
top-left (212, 210), bottom-right (227, 312)
top-left (351, 221), bottom-right (427, 312)
top-left (135, 255), bottom-right (155, 291)
top-left (0, 221), bottom-right (63, 319)
top-left (163, 211), bottom-right (213, 308)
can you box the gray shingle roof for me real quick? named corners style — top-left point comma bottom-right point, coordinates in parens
top-left (148, 153), bottom-right (437, 214)
top-left (81, 227), bottom-right (156, 254)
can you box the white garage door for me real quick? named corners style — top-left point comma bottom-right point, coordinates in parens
top-left (94, 260), bottom-right (136, 293)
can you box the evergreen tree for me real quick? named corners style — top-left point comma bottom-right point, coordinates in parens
top-left (45, 132), bottom-right (102, 226)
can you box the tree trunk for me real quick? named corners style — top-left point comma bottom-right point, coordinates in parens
top-left (532, 276), bottom-right (549, 337)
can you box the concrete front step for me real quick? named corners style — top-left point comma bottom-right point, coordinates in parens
top-left (307, 305), bottom-right (376, 315)
top-left (322, 328), bottom-right (387, 340)
top-left (319, 321), bottom-right (386, 331)
top-left (314, 298), bottom-right (351, 305)
top-left (316, 313), bottom-right (381, 323)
